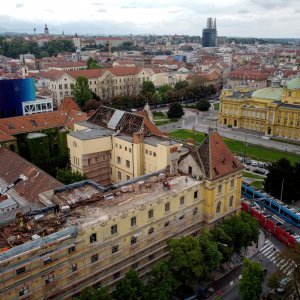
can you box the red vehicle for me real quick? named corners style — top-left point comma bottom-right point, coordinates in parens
top-left (241, 199), bottom-right (300, 247)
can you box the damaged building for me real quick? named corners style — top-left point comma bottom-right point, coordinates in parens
top-left (0, 132), bottom-right (243, 299)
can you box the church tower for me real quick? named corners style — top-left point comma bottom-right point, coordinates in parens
top-left (44, 24), bottom-right (49, 36)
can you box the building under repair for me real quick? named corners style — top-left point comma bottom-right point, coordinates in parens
top-left (68, 105), bottom-right (182, 186)
top-left (0, 131), bottom-right (243, 299)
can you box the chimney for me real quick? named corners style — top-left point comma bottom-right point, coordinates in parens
top-left (132, 132), bottom-right (143, 144)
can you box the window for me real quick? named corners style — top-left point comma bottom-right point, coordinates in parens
top-left (115, 143), bottom-right (118, 147)
top-left (148, 254), bottom-right (155, 261)
top-left (153, 152), bottom-right (156, 157)
top-left (146, 149), bottom-right (148, 154)
top-left (165, 202), bottom-right (170, 212)
top-left (90, 233), bottom-right (97, 244)
top-left (194, 191), bottom-right (198, 199)
top-left (117, 156), bottom-right (121, 164)
top-left (71, 263), bottom-right (77, 272)
top-left (131, 216), bottom-right (136, 227)
top-left (68, 246), bottom-right (76, 254)
top-left (180, 196), bottom-right (185, 206)
top-left (188, 166), bottom-right (192, 174)
top-left (112, 245), bottom-right (119, 253)
top-left (216, 202), bottom-right (221, 214)
top-left (229, 196), bottom-right (234, 207)
top-left (126, 160), bottom-right (130, 168)
top-left (230, 179), bottom-right (234, 188)
top-left (19, 286), bottom-right (29, 297)
top-left (119, 145), bottom-right (122, 149)
top-left (113, 272), bottom-right (120, 279)
top-left (64, 84), bottom-right (68, 89)
top-left (179, 215), bottom-right (185, 220)
top-left (148, 209), bottom-right (154, 219)
top-left (164, 221), bottom-right (169, 227)
top-left (91, 254), bottom-right (98, 263)
top-left (193, 207), bottom-right (198, 215)
top-left (111, 224), bottom-right (118, 235)
top-left (16, 267), bottom-right (26, 275)
top-left (218, 185), bottom-right (222, 193)
top-left (132, 262), bottom-right (138, 269)
top-left (45, 273), bottom-right (54, 285)
top-left (148, 227), bottom-right (154, 235)
top-left (131, 236), bottom-right (137, 245)
top-left (129, 148), bottom-right (132, 153)
top-left (117, 171), bottom-right (121, 180)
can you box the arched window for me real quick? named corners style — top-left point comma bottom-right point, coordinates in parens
top-left (229, 196), bottom-right (234, 207)
top-left (148, 227), bottom-right (154, 235)
top-left (216, 202), bottom-right (221, 214)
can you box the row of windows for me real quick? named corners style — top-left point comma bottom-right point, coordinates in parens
top-left (216, 196), bottom-right (234, 213)
top-left (115, 143), bottom-right (132, 152)
top-left (73, 156), bottom-right (80, 166)
top-left (145, 149), bottom-right (157, 157)
top-left (116, 156), bottom-right (131, 168)
top-left (117, 171), bottom-right (131, 181)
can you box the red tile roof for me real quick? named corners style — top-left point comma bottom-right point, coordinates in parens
top-left (198, 132), bottom-right (244, 180)
top-left (41, 69), bottom-right (64, 80)
top-left (0, 148), bottom-right (62, 204)
top-left (230, 69), bottom-right (268, 81)
top-left (108, 66), bottom-right (143, 76)
top-left (0, 130), bottom-right (15, 143)
top-left (0, 110), bottom-right (87, 136)
top-left (57, 97), bottom-right (81, 112)
top-left (66, 69), bottom-right (104, 79)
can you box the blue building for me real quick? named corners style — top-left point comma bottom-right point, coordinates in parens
top-left (0, 78), bottom-right (35, 118)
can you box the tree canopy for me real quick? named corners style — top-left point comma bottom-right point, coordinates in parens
top-left (56, 168), bottom-right (86, 184)
top-left (141, 81), bottom-right (156, 96)
top-left (264, 158), bottom-right (300, 204)
top-left (238, 259), bottom-right (265, 300)
top-left (87, 57), bottom-right (101, 69)
top-left (75, 286), bottom-right (112, 300)
top-left (71, 76), bottom-right (93, 107)
top-left (167, 102), bottom-right (184, 119)
top-left (196, 99), bottom-right (211, 111)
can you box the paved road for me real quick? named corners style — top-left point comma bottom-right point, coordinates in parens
top-left (157, 108), bottom-right (300, 155)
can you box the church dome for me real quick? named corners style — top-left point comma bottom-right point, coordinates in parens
top-left (251, 87), bottom-right (283, 101)
top-left (286, 77), bottom-right (300, 90)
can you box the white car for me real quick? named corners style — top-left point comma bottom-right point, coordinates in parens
top-left (252, 161), bottom-right (258, 167)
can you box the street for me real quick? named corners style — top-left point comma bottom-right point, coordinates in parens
top-left (156, 108), bottom-right (300, 155)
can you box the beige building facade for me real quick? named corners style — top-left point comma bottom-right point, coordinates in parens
top-left (219, 77), bottom-right (300, 140)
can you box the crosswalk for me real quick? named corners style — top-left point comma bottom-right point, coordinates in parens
top-left (260, 240), bottom-right (296, 277)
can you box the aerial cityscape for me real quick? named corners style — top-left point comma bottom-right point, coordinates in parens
top-left (0, 1), bottom-right (299, 300)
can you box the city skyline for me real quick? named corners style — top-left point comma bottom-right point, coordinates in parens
top-left (1, 0), bottom-right (300, 38)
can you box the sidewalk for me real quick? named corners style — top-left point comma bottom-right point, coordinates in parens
top-left (209, 230), bottom-right (266, 299)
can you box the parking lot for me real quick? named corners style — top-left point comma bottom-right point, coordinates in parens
top-left (236, 156), bottom-right (270, 176)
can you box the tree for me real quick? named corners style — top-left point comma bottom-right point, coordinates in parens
top-left (75, 286), bottom-right (112, 300)
top-left (113, 270), bottom-right (145, 300)
top-left (82, 99), bottom-right (101, 112)
top-left (264, 158), bottom-right (296, 204)
top-left (87, 57), bottom-right (100, 69)
top-left (71, 76), bottom-right (93, 107)
top-left (211, 227), bottom-right (233, 262)
top-left (219, 212), bottom-right (259, 253)
top-left (145, 261), bottom-right (179, 300)
top-left (174, 81), bottom-right (189, 91)
top-left (56, 168), bottom-right (86, 184)
top-left (167, 102), bottom-right (184, 119)
top-left (239, 259), bottom-right (264, 300)
top-left (141, 81), bottom-right (156, 96)
top-left (196, 99), bottom-right (211, 111)
top-left (198, 230), bottom-right (223, 277)
top-left (168, 236), bottom-right (205, 283)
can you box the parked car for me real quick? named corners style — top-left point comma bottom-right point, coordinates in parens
top-left (258, 162), bottom-right (264, 168)
top-left (276, 278), bottom-right (290, 295)
top-left (252, 161), bottom-right (258, 167)
top-left (253, 169), bottom-right (265, 175)
top-left (245, 158), bottom-right (251, 165)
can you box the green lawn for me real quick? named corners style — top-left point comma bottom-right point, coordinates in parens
top-left (154, 118), bottom-right (177, 126)
top-left (271, 138), bottom-right (300, 147)
top-left (250, 181), bottom-right (264, 190)
top-left (169, 129), bottom-right (300, 164)
top-left (242, 171), bottom-right (265, 180)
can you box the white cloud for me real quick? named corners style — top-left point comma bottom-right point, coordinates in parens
top-left (0, 0), bottom-right (299, 37)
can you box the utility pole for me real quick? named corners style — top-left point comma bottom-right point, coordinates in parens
top-left (280, 178), bottom-right (284, 202)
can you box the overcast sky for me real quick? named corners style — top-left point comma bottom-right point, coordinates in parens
top-left (1, 0), bottom-right (300, 37)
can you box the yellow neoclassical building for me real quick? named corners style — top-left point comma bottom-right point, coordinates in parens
top-left (0, 132), bottom-right (243, 300)
top-left (219, 77), bottom-right (300, 140)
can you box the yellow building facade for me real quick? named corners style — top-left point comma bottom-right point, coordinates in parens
top-left (0, 132), bottom-right (243, 300)
top-left (219, 77), bottom-right (300, 140)
top-left (67, 106), bottom-right (181, 186)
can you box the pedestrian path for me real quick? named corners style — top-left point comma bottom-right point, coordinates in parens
top-left (260, 240), bottom-right (296, 276)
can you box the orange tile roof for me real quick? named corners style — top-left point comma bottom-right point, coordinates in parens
top-left (108, 66), bottom-right (143, 76)
top-left (0, 110), bottom-right (87, 136)
top-left (41, 69), bottom-right (65, 80)
top-left (198, 132), bottom-right (244, 180)
top-left (0, 130), bottom-right (15, 143)
top-left (66, 69), bottom-right (104, 79)
top-left (57, 97), bottom-right (81, 112)
top-left (0, 148), bottom-right (62, 204)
